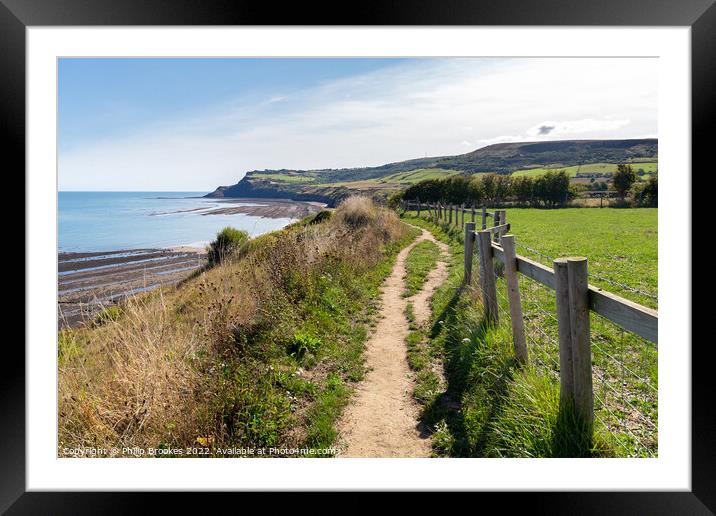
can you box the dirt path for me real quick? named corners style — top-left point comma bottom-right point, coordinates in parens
top-left (337, 227), bottom-right (450, 457)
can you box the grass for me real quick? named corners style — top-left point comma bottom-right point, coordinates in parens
top-left (58, 197), bottom-right (420, 457)
top-left (497, 208), bottom-right (657, 309)
top-left (376, 168), bottom-right (461, 184)
top-left (313, 168), bottom-right (460, 189)
top-left (254, 173), bottom-right (316, 183)
top-left (400, 210), bottom-right (657, 458)
top-left (403, 240), bottom-right (441, 297)
top-left (511, 162), bottom-right (658, 178)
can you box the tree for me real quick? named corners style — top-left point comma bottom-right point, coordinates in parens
top-left (633, 174), bottom-right (658, 207)
top-left (512, 176), bottom-right (534, 205)
top-left (480, 173), bottom-right (498, 204)
top-left (612, 164), bottom-right (637, 198)
top-left (540, 170), bottom-right (571, 207)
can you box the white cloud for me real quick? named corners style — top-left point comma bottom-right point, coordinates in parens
top-left (59, 57), bottom-right (658, 191)
top-left (525, 118), bottom-right (631, 138)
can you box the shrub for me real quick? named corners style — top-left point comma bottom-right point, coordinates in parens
top-left (308, 210), bottom-right (333, 225)
top-left (612, 164), bottom-right (637, 199)
top-left (387, 190), bottom-right (404, 210)
top-left (93, 305), bottom-right (122, 327)
top-left (207, 227), bottom-right (249, 266)
top-left (632, 174), bottom-right (658, 207)
top-left (287, 331), bottom-right (322, 358)
top-left (334, 196), bottom-right (377, 228)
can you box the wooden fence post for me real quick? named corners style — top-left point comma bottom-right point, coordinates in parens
top-left (567, 257), bottom-right (593, 427)
top-left (471, 206), bottom-right (476, 223)
top-left (476, 230), bottom-right (498, 324)
top-left (461, 204), bottom-right (465, 228)
top-left (464, 222), bottom-right (475, 285)
top-left (501, 235), bottom-right (527, 363)
top-left (481, 206), bottom-right (487, 230)
top-left (553, 258), bottom-right (575, 409)
top-left (493, 210), bottom-right (501, 243)
top-left (449, 204), bottom-right (453, 225)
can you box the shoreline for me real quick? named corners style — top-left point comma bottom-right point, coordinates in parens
top-left (58, 248), bottom-right (207, 329)
top-left (156, 197), bottom-right (327, 220)
top-left (57, 197), bottom-right (326, 328)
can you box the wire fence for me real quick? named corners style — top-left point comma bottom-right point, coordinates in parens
top-left (401, 202), bottom-right (658, 457)
top-left (493, 241), bottom-right (658, 458)
top-left (513, 241), bottom-right (658, 304)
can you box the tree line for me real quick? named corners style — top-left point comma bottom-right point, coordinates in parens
top-left (397, 166), bottom-right (657, 208)
top-left (399, 170), bottom-right (573, 207)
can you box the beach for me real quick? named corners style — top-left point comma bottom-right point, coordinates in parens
top-left (57, 195), bottom-right (328, 328)
top-left (188, 197), bottom-right (326, 219)
top-left (58, 247), bottom-right (207, 328)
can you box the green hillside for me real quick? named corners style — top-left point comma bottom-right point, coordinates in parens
top-left (207, 139), bottom-right (658, 205)
top-left (512, 162), bottom-right (658, 178)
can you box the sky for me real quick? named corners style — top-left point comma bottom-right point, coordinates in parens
top-left (58, 57), bottom-right (657, 191)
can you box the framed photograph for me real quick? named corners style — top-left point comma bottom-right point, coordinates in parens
top-left (6, 0), bottom-right (711, 511)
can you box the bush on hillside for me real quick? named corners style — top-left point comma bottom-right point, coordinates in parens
top-left (334, 196), bottom-right (378, 228)
top-left (207, 227), bottom-right (249, 266)
top-left (308, 210), bottom-right (333, 225)
top-left (632, 174), bottom-right (658, 207)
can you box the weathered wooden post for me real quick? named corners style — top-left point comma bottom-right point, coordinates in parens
top-left (471, 206), bottom-right (476, 223)
top-left (476, 230), bottom-right (498, 324)
top-left (568, 257), bottom-right (593, 427)
top-left (501, 235), bottom-right (527, 363)
top-left (492, 209), bottom-right (501, 243)
top-left (461, 204), bottom-right (465, 228)
top-left (464, 222), bottom-right (475, 285)
top-left (449, 204), bottom-right (453, 225)
top-left (481, 206), bottom-right (487, 230)
top-left (553, 258), bottom-right (575, 408)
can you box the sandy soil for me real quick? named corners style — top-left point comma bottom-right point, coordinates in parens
top-left (336, 227), bottom-right (449, 457)
top-left (205, 198), bottom-right (326, 219)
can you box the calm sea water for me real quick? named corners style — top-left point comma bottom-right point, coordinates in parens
top-left (58, 192), bottom-right (296, 252)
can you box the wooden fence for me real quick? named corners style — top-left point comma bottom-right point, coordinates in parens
top-left (400, 199), bottom-right (658, 430)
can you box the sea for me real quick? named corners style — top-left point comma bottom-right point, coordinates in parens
top-left (58, 191), bottom-right (296, 252)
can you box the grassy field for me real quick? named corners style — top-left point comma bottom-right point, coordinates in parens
top-left (400, 208), bottom-right (658, 458)
top-left (500, 208), bottom-right (657, 309)
top-left (511, 162), bottom-right (658, 178)
top-left (376, 168), bottom-right (461, 184)
top-left (313, 168), bottom-right (460, 189)
top-left (256, 173), bottom-right (316, 183)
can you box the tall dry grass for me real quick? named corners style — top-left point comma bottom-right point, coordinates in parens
top-left (58, 198), bottom-right (406, 454)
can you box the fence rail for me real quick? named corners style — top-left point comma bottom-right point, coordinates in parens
top-left (401, 199), bottom-right (658, 455)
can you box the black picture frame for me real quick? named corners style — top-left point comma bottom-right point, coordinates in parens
top-left (4, 0), bottom-right (710, 512)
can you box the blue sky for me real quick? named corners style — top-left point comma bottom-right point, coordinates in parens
top-left (59, 58), bottom-right (414, 155)
top-left (58, 57), bottom-right (657, 191)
